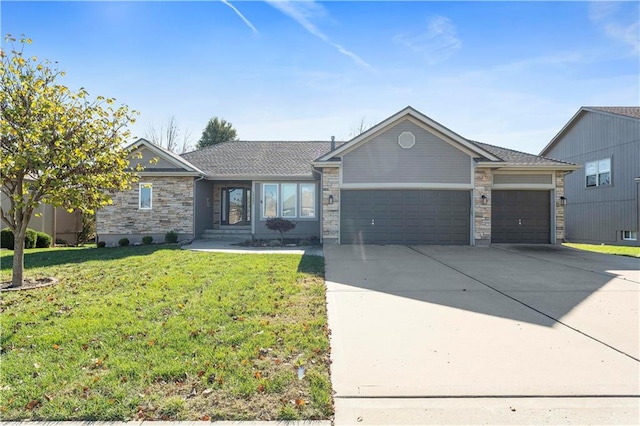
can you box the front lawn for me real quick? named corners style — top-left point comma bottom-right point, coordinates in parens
top-left (563, 242), bottom-right (640, 258)
top-left (0, 246), bottom-right (331, 420)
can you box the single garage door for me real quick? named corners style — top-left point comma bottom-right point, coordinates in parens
top-left (492, 190), bottom-right (550, 243)
top-left (341, 190), bottom-right (470, 245)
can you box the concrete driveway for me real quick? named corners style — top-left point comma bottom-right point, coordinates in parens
top-left (324, 244), bottom-right (639, 424)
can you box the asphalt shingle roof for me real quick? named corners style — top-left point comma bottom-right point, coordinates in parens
top-left (182, 141), bottom-right (336, 178)
top-left (181, 137), bottom-right (573, 179)
top-left (472, 141), bottom-right (575, 166)
top-left (587, 106), bottom-right (640, 120)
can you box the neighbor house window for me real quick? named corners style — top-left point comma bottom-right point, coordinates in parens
top-left (281, 183), bottom-right (297, 218)
top-left (300, 184), bottom-right (316, 218)
top-left (262, 183), bottom-right (317, 219)
top-left (585, 158), bottom-right (611, 187)
top-left (622, 231), bottom-right (637, 241)
top-left (139, 183), bottom-right (152, 209)
top-left (263, 184), bottom-right (278, 217)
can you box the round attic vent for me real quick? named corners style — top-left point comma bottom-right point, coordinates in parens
top-left (398, 131), bottom-right (416, 149)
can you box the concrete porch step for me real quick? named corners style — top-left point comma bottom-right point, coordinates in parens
top-left (201, 229), bottom-right (252, 239)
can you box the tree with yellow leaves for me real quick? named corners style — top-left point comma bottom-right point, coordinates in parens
top-left (1, 34), bottom-right (138, 288)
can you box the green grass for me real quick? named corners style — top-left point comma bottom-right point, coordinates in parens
top-left (0, 245), bottom-right (332, 421)
top-left (563, 243), bottom-right (640, 258)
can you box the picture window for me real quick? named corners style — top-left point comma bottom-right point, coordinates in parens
top-left (261, 183), bottom-right (316, 219)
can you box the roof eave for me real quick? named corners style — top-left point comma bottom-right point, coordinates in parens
top-left (311, 161), bottom-right (342, 167)
top-left (135, 171), bottom-right (204, 177)
top-left (495, 164), bottom-right (580, 171)
top-left (203, 174), bottom-right (317, 181)
top-left (476, 161), bottom-right (507, 168)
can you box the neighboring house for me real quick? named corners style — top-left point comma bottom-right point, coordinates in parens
top-left (540, 107), bottom-right (640, 247)
top-left (97, 106), bottom-right (578, 246)
top-left (0, 194), bottom-right (83, 245)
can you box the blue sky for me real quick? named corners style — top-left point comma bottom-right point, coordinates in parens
top-left (2, 1), bottom-right (639, 154)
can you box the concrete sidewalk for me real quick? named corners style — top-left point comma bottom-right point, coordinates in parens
top-left (182, 239), bottom-right (323, 256)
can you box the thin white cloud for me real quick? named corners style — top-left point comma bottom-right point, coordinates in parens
top-left (394, 15), bottom-right (462, 65)
top-left (265, 0), bottom-right (372, 70)
top-left (589, 1), bottom-right (639, 54)
top-left (221, 0), bottom-right (258, 34)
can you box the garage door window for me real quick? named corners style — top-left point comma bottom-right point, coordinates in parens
top-left (586, 158), bottom-right (611, 187)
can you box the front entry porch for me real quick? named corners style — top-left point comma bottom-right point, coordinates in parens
top-left (212, 182), bottom-right (252, 230)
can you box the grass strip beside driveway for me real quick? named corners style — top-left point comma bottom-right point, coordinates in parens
top-left (0, 246), bottom-right (331, 421)
top-left (563, 242), bottom-right (640, 258)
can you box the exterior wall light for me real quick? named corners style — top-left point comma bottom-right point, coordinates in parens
top-left (560, 196), bottom-right (567, 206)
top-left (480, 194), bottom-right (488, 205)
top-left (328, 195), bottom-right (334, 205)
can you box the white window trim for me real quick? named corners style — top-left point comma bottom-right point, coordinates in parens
top-left (262, 183), bottom-right (279, 219)
top-left (585, 158), bottom-right (611, 188)
top-left (281, 183), bottom-right (298, 219)
top-left (299, 183), bottom-right (317, 218)
top-left (139, 183), bottom-right (152, 210)
top-left (622, 231), bottom-right (637, 241)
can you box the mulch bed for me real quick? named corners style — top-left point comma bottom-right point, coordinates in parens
top-left (0, 277), bottom-right (59, 292)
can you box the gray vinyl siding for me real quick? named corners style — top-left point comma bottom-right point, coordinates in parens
top-left (253, 182), bottom-right (321, 240)
top-left (194, 179), bottom-right (215, 238)
top-left (342, 120), bottom-right (472, 184)
top-left (132, 147), bottom-right (178, 169)
top-left (544, 111), bottom-right (640, 246)
top-left (493, 174), bottom-right (553, 185)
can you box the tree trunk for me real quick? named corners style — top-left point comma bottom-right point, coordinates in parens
top-left (10, 229), bottom-right (26, 288)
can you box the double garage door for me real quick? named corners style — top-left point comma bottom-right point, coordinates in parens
top-left (340, 189), bottom-right (551, 245)
top-left (341, 190), bottom-right (470, 245)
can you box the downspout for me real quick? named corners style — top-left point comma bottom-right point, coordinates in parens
top-left (193, 174), bottom-right (205, 240)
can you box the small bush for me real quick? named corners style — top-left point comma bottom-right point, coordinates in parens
top-left (1, 228), bottom-right (42, 249)
top-left (96, 241), bottom-right (106, 248)
top-left (265, 218), bottom-right (297, 244)
top-left (36, 232), bottom-right (52, 248)
top-left (1, 228), bottom-right (14, 249)
top-left (142, 236), bottom-right (153, 245)
top-left (55, 238), bottom-right (68, 246)
top-left (25, 229), bottom-right (37, 249)
top-left (118, 238), bottom-right (130, 247)
top-left (165, 230), bottom-right (178, 244)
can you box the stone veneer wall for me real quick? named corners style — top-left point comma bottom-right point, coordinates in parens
top-left (212, 183), bottom-right (222, 229)
top-left (474, 168), bottom-right (492, 244)
top-left (321, 167), bottom-right (340, 243)
top-left (555, 170), bottom-right (565, 243)
top-left (97, 176), bottom-right (194, 244)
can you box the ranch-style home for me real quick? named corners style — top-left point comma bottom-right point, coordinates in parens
top-left (96, 107), bottom-right (578, 246)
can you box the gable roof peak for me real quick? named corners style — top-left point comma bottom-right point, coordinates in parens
top-left (540, 106), bottom-right (640, 155)
top-left (127, 137), bottom-right (205, 175)
top-left (316, 106), bottom-right (502, 162)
